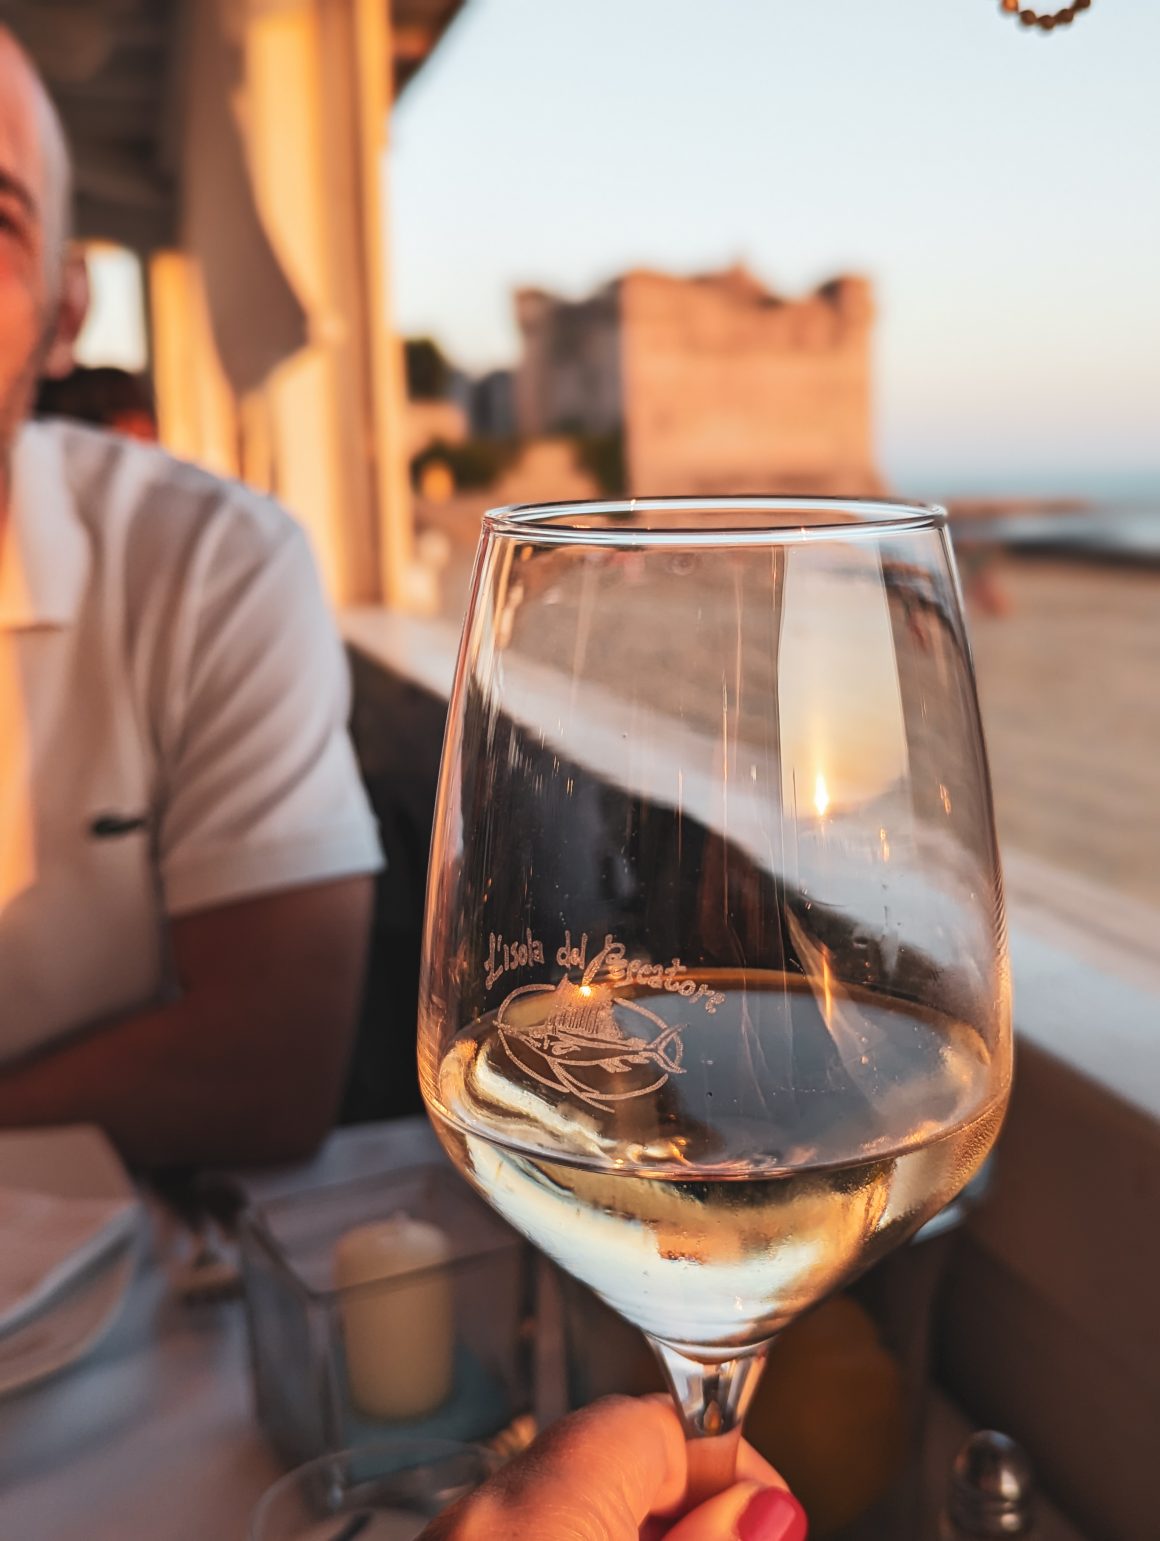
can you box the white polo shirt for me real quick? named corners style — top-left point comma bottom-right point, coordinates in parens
top-left (0, 421), bottom-right (383, 1064)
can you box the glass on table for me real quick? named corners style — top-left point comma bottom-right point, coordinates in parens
top-left (418, 497), bottom-right (1012, 1508)
top-left (250, 1439), bottom-right (497, 1541)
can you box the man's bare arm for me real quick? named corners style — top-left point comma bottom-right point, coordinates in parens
top-left (0, 876), bottom-right (374, 1168)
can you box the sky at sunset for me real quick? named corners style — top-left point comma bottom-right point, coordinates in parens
top-left (389, 0), bottom-right (1160, 494)
top-left (78, 0), bottom-right (1160, 497)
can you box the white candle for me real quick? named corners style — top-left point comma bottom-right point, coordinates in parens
top-left (334, 1215), bottom-right (454, 1421)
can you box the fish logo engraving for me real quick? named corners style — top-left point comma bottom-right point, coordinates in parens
top-left (497, 941), bottom-right (685, 1110)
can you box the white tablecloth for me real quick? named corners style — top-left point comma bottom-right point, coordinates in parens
top-left (0, 1121), bottom-right (444, 1541)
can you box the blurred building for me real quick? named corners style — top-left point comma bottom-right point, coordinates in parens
top-left (469, 368), bottom-right (518, 439)
top-left (515, 265), bottom-right (881, 497)
top-left (406, 397), bottom-right (469, 462)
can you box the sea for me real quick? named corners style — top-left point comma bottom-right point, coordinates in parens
top-left (904, 473), bottom-right (1160, 565)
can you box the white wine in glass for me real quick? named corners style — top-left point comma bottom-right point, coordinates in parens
top-left (419, 499), bottom-right (1011, 1503)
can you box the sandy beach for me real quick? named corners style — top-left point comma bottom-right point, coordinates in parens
top-left (968, 554), bottom-right (1160, 910)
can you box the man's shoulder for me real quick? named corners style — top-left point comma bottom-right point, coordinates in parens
top-left (44, 419), bottom-right (305, 571)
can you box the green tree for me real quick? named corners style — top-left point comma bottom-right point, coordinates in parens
top-left (405, 338), bottom-right (451, 400)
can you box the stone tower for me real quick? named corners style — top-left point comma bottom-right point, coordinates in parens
top-left (514, 264), bottom-right (881, 497)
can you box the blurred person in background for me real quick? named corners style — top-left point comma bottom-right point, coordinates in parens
top-left (36, 363), bottom-right (158, 442)
top-left (0, 26), bottom-right (382, 1168)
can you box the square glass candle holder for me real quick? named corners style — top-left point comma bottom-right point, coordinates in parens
top-left (240, 1164), bottom-right (532, 1467)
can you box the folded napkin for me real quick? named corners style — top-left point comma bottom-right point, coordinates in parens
top-left (0, 1186), bottom-right (139, 1336)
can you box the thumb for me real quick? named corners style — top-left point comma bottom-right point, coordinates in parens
top-left (662, 1481), bottom-right (808, 1541)
top-left (419, 1396), bottom-right (687, 1540)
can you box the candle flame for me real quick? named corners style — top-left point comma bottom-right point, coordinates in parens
top-left (813, 771), bottom-right (830, 818)
top-left (578, 984), bottom-right (592, 997)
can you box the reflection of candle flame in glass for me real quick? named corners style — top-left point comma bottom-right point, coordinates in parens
top-left (821, 952), bottom-right (833, 1028)
top-left (814, 772), bottom-right (830, 818)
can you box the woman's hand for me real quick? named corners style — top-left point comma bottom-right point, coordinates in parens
top-left (421, 1395), bottom-right (807, 1540)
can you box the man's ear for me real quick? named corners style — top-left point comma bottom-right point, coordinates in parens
top-left (41, 249), bottom-right (90, 380)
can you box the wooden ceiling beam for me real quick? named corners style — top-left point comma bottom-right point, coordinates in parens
top-left (392, 23), bottom-right (436, 61)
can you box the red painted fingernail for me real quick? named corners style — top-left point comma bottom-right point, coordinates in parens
top-left (737, 1485), bottom-right (809, 1541)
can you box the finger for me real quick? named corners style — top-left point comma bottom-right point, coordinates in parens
top-left (641, 1438), bottom-right (786, 1528)
top-left (420, 1395), bottom-right (687, 1541)
top-left (636, 1396), bottom-right (787, 1504)
top-left (663, 1481), bottom-right (808, 1541)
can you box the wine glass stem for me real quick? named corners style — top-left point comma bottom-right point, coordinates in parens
top-left (648, 1338), bottom-right (771, 1507)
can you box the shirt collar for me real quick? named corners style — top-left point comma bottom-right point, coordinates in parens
top-left (0, 421), bottom-right (90, 631)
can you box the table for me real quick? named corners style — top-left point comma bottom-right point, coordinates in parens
top-left (0, 1121), bottom-right (444, 1541)
top-left (0, 1119), bottom-right (1087, 1541)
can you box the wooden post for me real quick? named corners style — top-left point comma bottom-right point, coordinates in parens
top-left (242, 0), bottom-right (381, 604)
top-left (148, 249), bottom-right (239, 479)
top-left (149, 0), bottom-right (418, 610)
top-left (351, 0), bottom-right (415, 609)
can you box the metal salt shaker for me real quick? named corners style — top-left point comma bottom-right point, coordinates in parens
top-left (940, 1430), bottom-right (1036, 1538)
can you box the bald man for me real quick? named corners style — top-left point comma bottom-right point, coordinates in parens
top-left (0, 30), bottom-right (383, 1167)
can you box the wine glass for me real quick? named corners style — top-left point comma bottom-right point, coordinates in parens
top-left (418, 498), bottom-right (1011, 1505)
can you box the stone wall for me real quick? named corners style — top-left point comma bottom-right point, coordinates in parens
top-left (620, 267), bottom-right (880, 496)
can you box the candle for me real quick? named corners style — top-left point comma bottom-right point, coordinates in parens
top-left (334, 1215), bottom-right (454, 1421)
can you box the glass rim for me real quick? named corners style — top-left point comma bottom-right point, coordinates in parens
top-left (483, 495), bottom-right (947, 546)
top-left (251, 1438), bottom-right (498, 1538)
